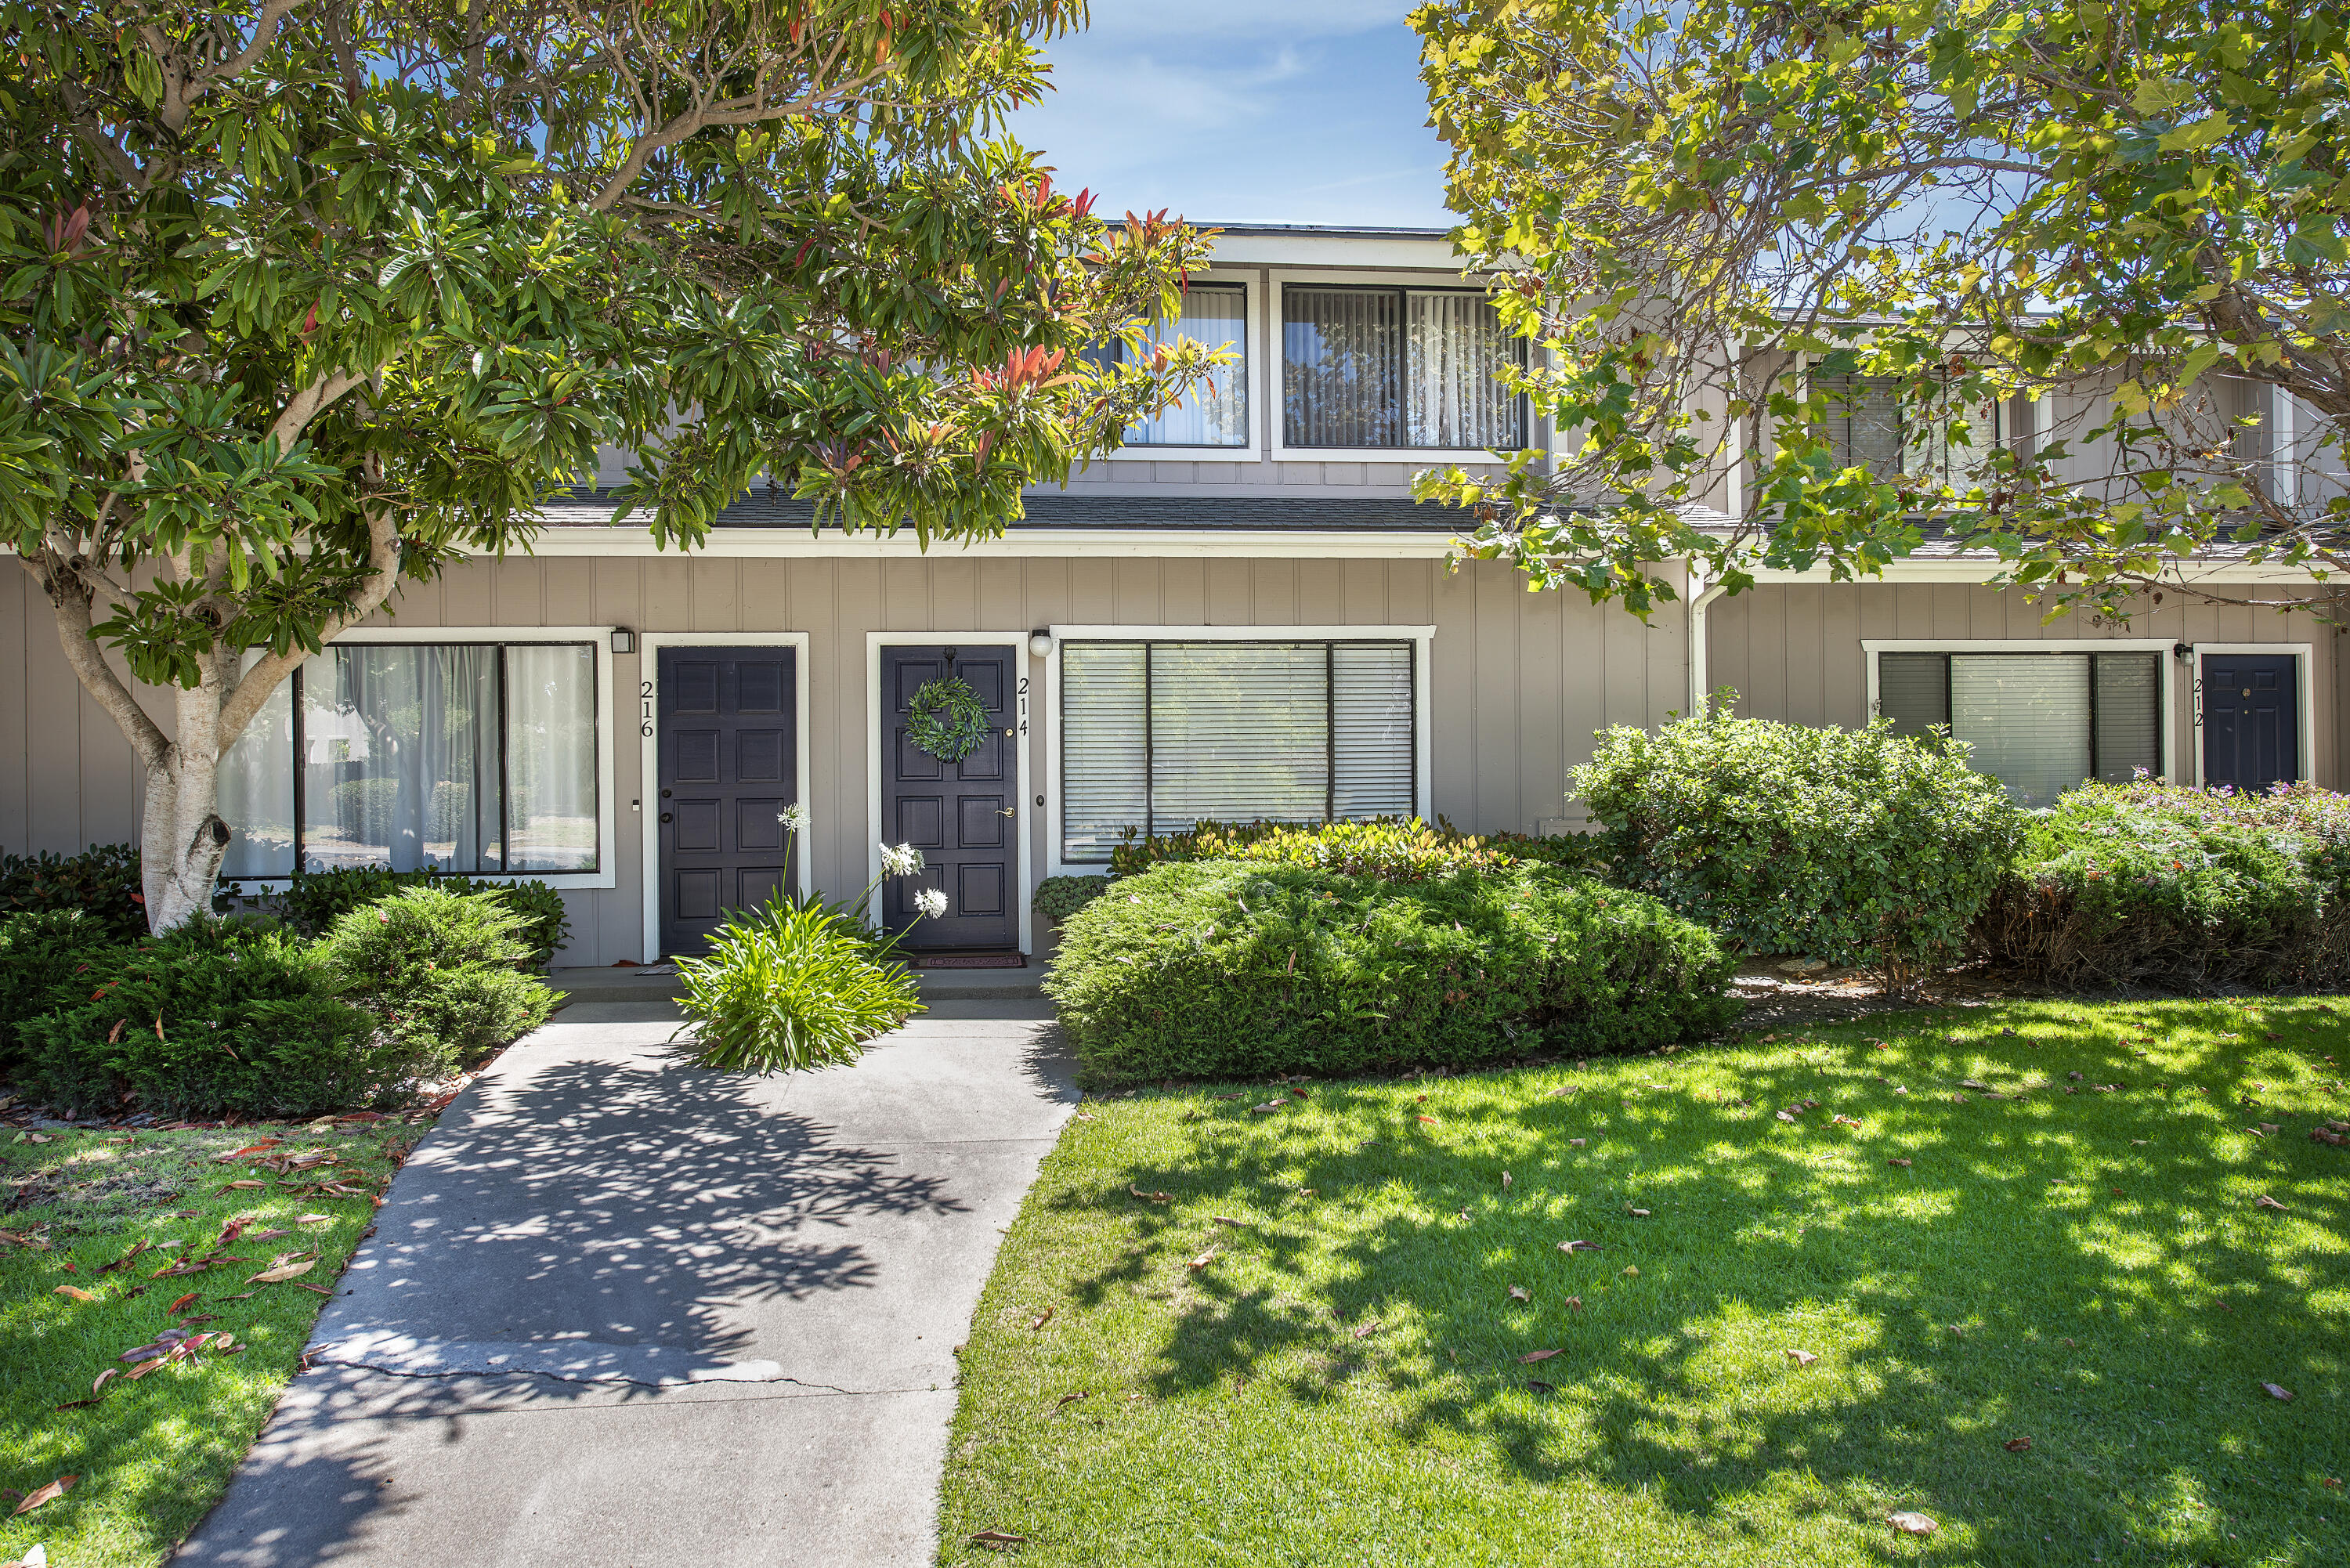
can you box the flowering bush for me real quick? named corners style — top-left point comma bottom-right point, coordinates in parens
top-left (1574, 705), bottom-right (2022, 989)
top-left (1977, 781), bottom-right (2350, 987)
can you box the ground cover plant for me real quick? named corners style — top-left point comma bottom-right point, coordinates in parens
top-left (1980, 782), bottom-right (2350, 989)
top-left (1047, 861), bottom-right (1737, 1087)
top-left (1579, 708), bottom-right (2022, 989)
top-left (0, 1118), bottom-right (428, 1566)
top-left (942, 999), bottom-right (2348, 1566)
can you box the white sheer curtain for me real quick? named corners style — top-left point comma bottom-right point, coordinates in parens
top-left (302, 645), bottom-right (501, 873)
top-left (505, 643), bottom-right (598, 871)
top-left (1407, 293), bottom-right (1521, 448)
top-left (216, 656), bottom-right (295, 878)
top-left (1123, 286), bottom-right (1248, 446)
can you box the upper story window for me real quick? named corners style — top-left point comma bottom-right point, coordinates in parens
top-left (1817, 374), bottom-right (2005, 489)
top-left (1282, 285), bottom-right (1526, 451)
top-left (1098, 283), bottom-right (1248, 447)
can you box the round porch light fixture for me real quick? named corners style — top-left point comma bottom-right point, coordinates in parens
top-left (1029, 629), bottom-right (1054, 657)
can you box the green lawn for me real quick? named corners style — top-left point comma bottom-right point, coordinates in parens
top-left (0, 1118), bottom-right (424, 1566)
top-left (941, 999), bottom-right (2350, 1566)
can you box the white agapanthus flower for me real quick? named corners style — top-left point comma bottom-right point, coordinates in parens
top-left (776, 802), bottom-right (810, 833)
top-left (915, 887), bottom-right (949, 919)
top-left (880, 841), bottom-right (925, 877)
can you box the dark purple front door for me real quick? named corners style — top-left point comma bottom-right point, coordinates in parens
top-left (656, 645), bottom-right (798, 956)
top-left (2202, 653), bottom-right (2299, 792)
top-left (880, 644), bottom-right (1018, 950)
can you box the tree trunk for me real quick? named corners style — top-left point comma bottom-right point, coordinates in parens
top-left (138, 668), bottom-right (237, 930)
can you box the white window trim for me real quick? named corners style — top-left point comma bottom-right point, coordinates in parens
top-left (1097, 269), bottom-right (1264, 463)
top-left (2189, 643), bottom-right (2317, 789)
top-left (637, 632), bottom-right (814, 963)
top-left (1862, 638), bottom-right (2182, 784)
top-left (866, 632), bottom-right (1035, 957)
top-left (1266, 267), bottom-right (1533, 465)
top-left (1043, 623), bottom-right (1436, 878)
top-left (226, 625), bottom-right (620, 893)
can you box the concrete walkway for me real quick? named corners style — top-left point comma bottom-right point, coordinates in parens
top-left (174, 997), bottom-right (1074, 1567)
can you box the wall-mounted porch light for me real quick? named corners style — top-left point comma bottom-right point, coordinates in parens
top-left (1028, 628), bottom-right (1054, 658)
top-left (612, 628), bottom-right (637, 654)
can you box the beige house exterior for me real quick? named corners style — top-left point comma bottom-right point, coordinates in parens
top-left (2, 227), bottom-right (2338, 966)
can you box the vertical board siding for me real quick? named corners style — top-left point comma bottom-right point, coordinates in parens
top-left (1706, 583), bottom-right (2341, 792)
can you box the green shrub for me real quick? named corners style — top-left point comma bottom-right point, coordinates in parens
top-left (1033, 874), bottom-right (1112, 926)
top-left (316, 886), bottom-right (556, 1069)
top-left (17, 919), bottom-right (420, 1119)
top-left (1976, 781), bottom-right (2350, 988)
top-left (274, 865), bottom-right (571, 965)
top-left (1105, 816), bottom-right (1595, 881)
top-left (0, 910), bottom-right (126, 1068)
top-left (1045, 860), bottom-right (1739, 1087)
top-left (674, 894), bottom-right (923, 1073)
top-left (1574, 706), bottom-right (2023, 988)
top-left (0, 843), bottom-right (146, 943)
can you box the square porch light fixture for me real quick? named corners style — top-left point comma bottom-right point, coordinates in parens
top-left (612, 628), bottom-right (637, 654)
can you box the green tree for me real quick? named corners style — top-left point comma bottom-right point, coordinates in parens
top-left (2, 0), bottom-right (1218, 928)
top-left (1409, 0), bottom-right (2350, 618)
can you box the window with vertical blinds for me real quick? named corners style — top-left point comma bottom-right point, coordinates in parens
top-left (1059, 640), bottom-right (1418, 862)
top-left (1283, 286), bottom-right (1526, 450)
top-left (1875, 650), bottom-right (2162, 805)
top-left (1093, 283), bottom-right (1249, 446)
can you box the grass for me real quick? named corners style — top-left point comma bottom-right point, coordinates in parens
top-left (0, 1116), bottom-right (426, 1566)
top-left (940, 998), bottom-right (2350, 1566)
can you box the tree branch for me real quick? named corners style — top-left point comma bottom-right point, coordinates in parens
top-left (216, 500), bottom-right (400, 747)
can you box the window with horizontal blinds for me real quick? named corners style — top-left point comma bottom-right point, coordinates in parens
top-left (1872, 649), bottom-right (2162, 803)
top-left (1058, 640), bottom-right (1419, 862)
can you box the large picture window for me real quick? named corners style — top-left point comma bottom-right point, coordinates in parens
top-left (1097, 283), bottom-right (1248, 447)
top-left (1282, 285), bottom-right (1526, 450)
top-left (217, 641), bottom-right (600, 879)
top-left (1817, 374), bottom-right (2005, 489)
top-left (1060, 640), bottom-right (1417, 862)
top-left (1877, 649), bottom-right (2160, 805)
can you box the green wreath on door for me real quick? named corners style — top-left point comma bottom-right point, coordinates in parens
top-left (906, 675), bottom-right (994, 763)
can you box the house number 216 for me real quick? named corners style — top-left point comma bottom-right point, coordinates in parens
top-left (640, 680), bottom-right (655, 739)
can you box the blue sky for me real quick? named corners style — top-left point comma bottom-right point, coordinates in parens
top-left (1005, 1), bottom-right (1453, 229)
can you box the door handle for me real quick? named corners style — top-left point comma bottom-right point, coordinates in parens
top-left (999, 807), bottom-right (1017, 818)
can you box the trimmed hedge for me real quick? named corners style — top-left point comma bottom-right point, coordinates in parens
top-left (0, 843), bottom-right (146, 943)
top-left (0, 910), bottom-right (125, 1068)
top-left (1104, 817), bottom-right (1603, 881)
top-left (1977, 781), bottom-right (2350, 988)
top-left (1045, 860), bottom-right (1739, 1086)
top-left (1032, 874), bottom-right (1112, 926)
top-left (316, 886), bottom-right (557, 1070)
top-left (1576, 708), bottom-right (2022, 986)
top-left (273, 865), bottom-right (571, 966)
top-left (17, 919), bottom-right (425, 1120)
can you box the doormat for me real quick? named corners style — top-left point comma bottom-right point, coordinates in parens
top-left (919, 953), bottom-right (1026, 970)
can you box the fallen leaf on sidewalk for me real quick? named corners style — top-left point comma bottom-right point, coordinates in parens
top-left (10, 1476), bottom-right (74, 1516)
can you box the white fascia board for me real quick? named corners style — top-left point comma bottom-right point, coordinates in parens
top-left (1206, 233), bottom-right (1467, 270)
top-left (510, 526), bottom-right (1466, 561)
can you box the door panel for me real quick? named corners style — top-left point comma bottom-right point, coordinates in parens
top-left (880, 644), bottom-right (1018, 950)
top-left (657, 646), bottom-right (799, 956)
top-left (2201, 654), bottom-right (2300, 792)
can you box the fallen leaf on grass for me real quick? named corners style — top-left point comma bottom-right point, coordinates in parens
top-left (1776, 1111), bottom-right (1797, 1123)
top-left (165, 1291), bottom-right (197, 1315)
top-left (1621, 1266), bottom-right (1640, 1277)
top-left (1525, 1378), bottom-right (1555, 1392)
top-left (2254, 1194), bottom-right (2289, 1212)
top-left (1563, 1295), bottom-right (1582, 1311)
top-left (89, 1370), bottom-right (117, 1398)
top-left (11, 1476), bottom-right (74, 1516)
top-left (1052, 1391), bottom-right (1088, 1412)
top-left (970, 1529), bottom-right (1026, 1548)
top-left (1127, 1187), bottom-right (1170, 1204)
top-left (123, 1357), bottom-right (164, 1381)
top-left (1029, 1307), bottom-right (1054, 1332)
top-left (1519, 1348), bottom-right (1560, 1364)
top-left (1625, 1206), bottom-right (1651, 1218)
top-left (245, 1228), bottom-right (291, 1242)
top-left (1210, 1216), bottom-right (1252, 1228)
top-left (295, 1213), bottom-right (333, 1225)
top-left (249, 1256), bottom-right (317, 1285)
top-left (222, 1181), bottom-right (266, 1190)
top-left (97, 1241), bottom-right (151, 1274)
top-left (1887, 1158), bottom-right (1913, 1168)
top-left (212, 1141), bottom-right (282, 1162)
top-left (2263, 1382), bottom-right (2295, 1401)
top-left (1567, 1137), bottom-right (1586, 1147)
top-left (1500, 1171), bottom-right (1513, 1189)
top-left (2005, 1437), bottom-right (2033, 1452)
top-left (1558, 1239), bottom-right (1600, 1253)
top-left (1352, 1321), bottom-right (1381, 1340)
top-left (52, 1285), bottom-right (97, 1302)
top-left (1888, 1511), bottom-right (1938, 1536)
top-left (1508, 1286), bottom-right (1530, 1302)
top-left (1251, 1101), bottom-right (1284, 1115)
top-left (1784, 1349), bottom-right (1818, 1367)
top-left (1187, 1248), bottom-right (1218, 1271)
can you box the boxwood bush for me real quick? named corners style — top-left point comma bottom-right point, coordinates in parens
top-left (316, 887), bottom-right (557, 1069)
top-left (273, 865), bottom-right (571, 965)
top-left (1575, 707), bottom-right (2022, 988)
top-left (1105, 817), bottom-right (1602, 881)
top-left (1045, 860), bottom-right (1738, 1086)
top-left (0, 910), bottom-right (125, 1068)
top-left (17, 919), bottom-right (426, 1119)
top-left (1976, 781), bottom-right (2350, 988)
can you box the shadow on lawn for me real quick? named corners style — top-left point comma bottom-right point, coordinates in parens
top-left (1053, 999), bottom-right (2347, 1559)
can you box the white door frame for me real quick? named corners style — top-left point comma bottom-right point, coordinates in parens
top-left (636, 632), bottom-right (815, 963)
top-left (2189, 643), bottom-right (2316, 788)
top-left (866, 632), bottom-right (1036, 956)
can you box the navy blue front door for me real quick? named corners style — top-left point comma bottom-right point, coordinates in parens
top-left (656, 646), bottom-right (798, 956)
top-left (2202, 653), bottom-right (2299, 792)
top-left (880, 645), bottom-right (1018, 950)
